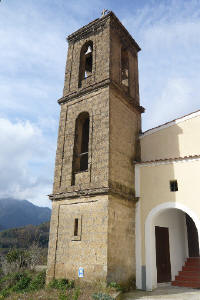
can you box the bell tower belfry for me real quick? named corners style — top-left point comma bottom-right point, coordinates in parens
top-left (47, 11), bottom-right (144, 285)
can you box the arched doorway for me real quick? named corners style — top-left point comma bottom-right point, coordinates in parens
top-left (186, 214), bottom-right (199, 257)
top-left (145, 202), bottom-right (200, 290)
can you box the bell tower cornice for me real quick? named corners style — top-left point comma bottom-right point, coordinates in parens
top-left (58, 78), bottom-right (145, 114)
top-left (67, 11), bottom-right (141, 53)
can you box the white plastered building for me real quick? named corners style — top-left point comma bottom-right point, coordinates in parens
top-left (135, 110), bottom-right (200, 290)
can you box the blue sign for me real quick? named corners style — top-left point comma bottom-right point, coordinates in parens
top-left (78, 267), bottom-right (84, 278)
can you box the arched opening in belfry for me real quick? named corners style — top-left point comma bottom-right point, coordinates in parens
top-left (72, 112), bottom-right (90, 184)
top-left (121, 47), bottom-right (129, 92)
top-left (79, 41), bottom-right (93, 86)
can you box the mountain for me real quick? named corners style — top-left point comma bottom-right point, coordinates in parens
top-left (0, 198), bottom-right (51, 231)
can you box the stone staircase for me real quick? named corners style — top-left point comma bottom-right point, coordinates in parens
top-left (172, 257), bottom-right (200, 288)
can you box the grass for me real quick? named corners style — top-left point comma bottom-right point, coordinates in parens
top-left (0, 272), bottom-right (120, 300)
top-left (0, 270), bottom-right (46, 299)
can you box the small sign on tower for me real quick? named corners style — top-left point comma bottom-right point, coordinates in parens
top-left (78, 267), bottom-right (84, 278)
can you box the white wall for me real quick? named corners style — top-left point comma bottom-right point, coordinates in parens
top-left (151, 209), bottom-right (188, 286)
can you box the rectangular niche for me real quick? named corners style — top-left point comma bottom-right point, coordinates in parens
top-left (71, 216), bottom-right (82, 241)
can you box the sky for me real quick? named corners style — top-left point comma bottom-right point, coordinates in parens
top-left (0, 0), bottom-right (200, 208)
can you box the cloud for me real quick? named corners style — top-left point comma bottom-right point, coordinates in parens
top-left (0, 0), bottom-right (200, 206)
top-left (0, 118), bottom-right (54, 207)
top-left (123, 0), bottom-right (200, 130)
top-left (149, 77), bottom-right (196, 128)
top-left (0, 0), bottom-right (108, 207)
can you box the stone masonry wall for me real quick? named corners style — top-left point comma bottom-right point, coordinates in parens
top-left (47, 12), bottom-right (142, 286)
top-left (109, 86), bottom-right (141, 199)
top-left (110, 21), bottom-right (140, 104)
top-left (107, 195), bottom-right (136, 284)
top-left (53, 86), bottom-right (109, 194)
top-left (46, 195), bottom-right (109, 283)
top-left (63, 18), bottom-right (110, 97)
top-left (46, 201), bottom-right (59, 283)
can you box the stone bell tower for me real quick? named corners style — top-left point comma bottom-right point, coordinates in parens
top-left (46, 11), bottom-right (144, 285)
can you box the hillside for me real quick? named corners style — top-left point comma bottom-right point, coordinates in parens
top-left (0, 221), bottom-right (50, 249)
top-left (0, 198), bottom-right (51, 231)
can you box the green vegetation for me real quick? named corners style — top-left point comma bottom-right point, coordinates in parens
top-left (48, 278), bottom-right (75, 290)
top-left (47, 278), bottom-right (80, 300)
top-left (0, 241), bottom-right (121, 299)
top-left (0, 270), bottom-right (46, 298)
top-left (107, 281), bottom-right (123, 291)
top-left (0, 222), bottom-right (49, 266)
top-left (0, 271), bottom-right (120, 299)
top-left (0, 222), bottom-right (49, 250)
top-left (28, 270), bottom-right (46, 290)
top-left (92, 293), bottom-right (115, 300)
top-left (0, 247), bottom-right (47, 298)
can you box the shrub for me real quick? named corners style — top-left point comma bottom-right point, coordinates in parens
top-left (11, 272), bottom-right (31, 292)
top-left (0, 269), bottom-right (4, 280)
top-left (48, 278), bottom-right (69, 290)
top-left (0, 289), bottom-right (11, 299)
top-left (107, 281), bottom-right (122, 291)
top-left (27, 243), bottom-right (43, 269)
top-left (1, 249), bottom-right (30, 275)
top-left (0, 272), bottom-right (31, 298)
top-left (29, 270), bottom-right (46, 290)
top-left (58, 290), bottom-right (69, 300)
top-left (0, 274), bottom-right (10, 290)
top-left (92, 293), bottom-right (114, 300)
top-left (6, 249), bottom-right (29, 269)
top-left (72, 288), bottom-right (80, 300)
top-left (0, 271), bottom-right (28, 290)
top-left (1, 244), bottom-right (45, 276)
top-left (68, 279), bottom-right (75, 289)
top-left (0, 270), bottom-right (47, 297)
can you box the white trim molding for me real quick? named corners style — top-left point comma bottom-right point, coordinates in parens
top-left (145, 202), bottom-right (200, 291)
top-left (135, 165), bottom-right (142, 289)
top-left (134, 155), bottom-right (200, 168)
top-left (135, 201), bottom-right (142, 289)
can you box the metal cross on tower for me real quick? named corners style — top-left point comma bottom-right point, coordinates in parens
top-left (101, 9), bottom-right (108, 17)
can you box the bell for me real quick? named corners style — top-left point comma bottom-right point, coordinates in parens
top-left (85, 45), bottom-right (92, 54)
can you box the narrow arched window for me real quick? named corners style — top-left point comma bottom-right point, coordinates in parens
top-left (79, 41), bottom-right (93, 86)
top-left (72, 112), bottom-right (90, 176)
top-left (80, 117), bottom-right (89, 170)
top-left (121, 48), bottom-right (129, 92)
